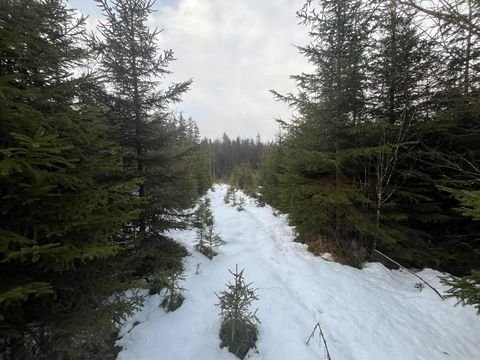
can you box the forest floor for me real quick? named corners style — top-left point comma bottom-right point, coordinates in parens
top-left (116, 185), bottom-right (480, 360)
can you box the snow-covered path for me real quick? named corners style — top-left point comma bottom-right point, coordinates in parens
top-left (117, 185), bottom-right (480, 360)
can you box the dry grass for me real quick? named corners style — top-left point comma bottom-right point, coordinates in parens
top-left (305, 233), bottom-right (366, 269)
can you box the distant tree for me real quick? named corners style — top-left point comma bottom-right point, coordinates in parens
top-left (224, 186), bottom-right (236, 205)
top-left (211, 134), bottom-right (270, 181)
top-left (229, 163), bottom-right (256, 195)
top-left (236, 196), bottom-right (246, 212)
top-left (257, 141), bottom-right (285, 209)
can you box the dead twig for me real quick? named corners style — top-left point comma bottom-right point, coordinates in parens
top-left (306, 322), bottom-right (332, 360)
top-left (374, 249), bottom-right (445, 300)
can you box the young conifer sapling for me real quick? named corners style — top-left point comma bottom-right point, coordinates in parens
top-left (216, 265), bottom-right (259, 359)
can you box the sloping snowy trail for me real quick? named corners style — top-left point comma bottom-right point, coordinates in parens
top-left (117, 185), bottom-right (480, 360)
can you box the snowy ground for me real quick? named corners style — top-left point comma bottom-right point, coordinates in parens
top-left (117, 185), bottom-right (480, 360)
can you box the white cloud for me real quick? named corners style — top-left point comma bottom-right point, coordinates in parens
top-left (71, 0), bottom-right (313, 140)
top-left (153, 0), bottom-right (312, 140)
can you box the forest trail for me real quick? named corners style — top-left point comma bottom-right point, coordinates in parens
top-left (117, 185), bottom-right (480, 360)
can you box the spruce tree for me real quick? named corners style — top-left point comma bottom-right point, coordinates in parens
top-left (443, 271), bottom-right (480, 314)
top-left (93, 0), bottom-right (192, 226)
top-left (396, 0), bottom-right (480, 272)
top-left (224, 186), bottom-right (236, 205)
top-left (160, 267), bottom-right (186, 312)
top-left (210, 134), bottom-right (269, 182)
top-left (260, 0), bottom-right (480, 276)
top-left (194, 198), bottom-right (224, 259)
top-left (216, 266), bottom-right (259, 359)
top-left (93, 0), bottom-right (193, 291)
top-left (257, 140), bottom-right (285, 209)
top-left (271, 0), bottom-right (374, 265)
top-left (364, 0), bottom-right (436, 255)
top-left (229, 163), bottom-right (256, 196)
top-left (0, 0), bottom-right (142, 357)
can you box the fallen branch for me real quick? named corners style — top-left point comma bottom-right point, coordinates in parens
top-left (306, 322), bottom-right (332, 360)
top-left (374, 249), bottom-right (445, 300)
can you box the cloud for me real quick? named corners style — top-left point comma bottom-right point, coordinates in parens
top-left (152, 0), bottom-right (312, 140)
top-left (70, 0), bottom-right (313, 141)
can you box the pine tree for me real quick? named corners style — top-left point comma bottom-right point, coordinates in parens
top-left (236, 196), bottom-right (246, 212)
top-left (393, 0), bottom-right (480, 273)
top-left (216, 266), bottom-right (259, 359)
top-left (408, 0), bottom-right (480, 307)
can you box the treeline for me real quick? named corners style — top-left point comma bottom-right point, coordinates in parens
top-left (258, 0), bottom-right (480, 279)
top-left (0, 0), bottom-right (210, 358)
top-left (211, 134), bottom-right (270, 180)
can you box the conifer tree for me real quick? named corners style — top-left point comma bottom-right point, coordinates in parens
top-left (93, 0), bottom-right (193, 292)
top-left (236, 196), bottom-right (246, 212)
top-left (262, 0), bottom-right (480, 275)
top-left (224, 186), bottom-right (236, 205)
top-left (210, 134), bottom-right (269, 181)
top-left (0, 0), bottom-right (143, 357)
top-left (271, 0), bottom-right (374, 265)
top-left (257, 141), bottom-right (285, 209)
top-left (395, 0), bottom-right (480, 272)
top-left (216, 266), bottom-right (259, 359)
top-left (364, 0), bottom-right (436, 254)
top-left (160, 268), bottom-right (186, 312)
top-left (194, 198), bottom-right (224, 258)
top-left (229, 163), bottom-right (256, 196)
top-left (93, 0), bottom-right (192, 231)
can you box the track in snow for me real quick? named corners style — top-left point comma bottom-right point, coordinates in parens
top-left (117, 185), bottom-right (480, 360)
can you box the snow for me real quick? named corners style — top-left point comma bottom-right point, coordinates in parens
top-left (117, 184), bottom-right (480, 360)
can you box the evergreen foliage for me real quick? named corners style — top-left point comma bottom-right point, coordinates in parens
top-left (93, 0), bottom-right (195, 230)
top-left (443, 271), bottom-right (480, 314)
top-left (262, 0), bottom-right (480, 278)
top-left (210, 133), bottom-right (270, 181)
top-left (229, 163), bottom-right (257, 196)
top-left (216, 265), bottom-right (259, 359)
top-left (160, 268), bottom-right (186, 312)
top-left (0, 0), bottom-right (144, 357)
top-left (0, 0), bottom-right (203, 356)
top-left (269, 0), bottom-right (375, 266)
top-left (257, 142), bottom-right (285, 209)
top-left (224, 186), bottom-right (236, 205)
top-left (236, 196), bottom-right (246, 212)
top-left (92, 0), bottom-right (206, 299)
top-left (194, 198), bottom-right (224, 259)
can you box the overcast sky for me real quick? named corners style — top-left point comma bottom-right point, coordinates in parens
top-left (70, 0), bottom-right (312, 141)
